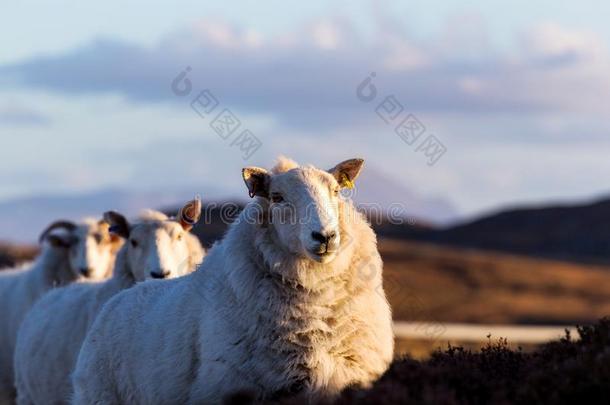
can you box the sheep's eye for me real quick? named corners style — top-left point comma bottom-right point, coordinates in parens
top-left (130, 239), bottom-right (139, 248)
top-left (333, 188), bottom-right (340, 196)
top-left (271, 193), bottom-right (284, 203)
top-left (93, 233), bottom-right (103, 244)
top-left (176, 233), bottom-right (183, 241)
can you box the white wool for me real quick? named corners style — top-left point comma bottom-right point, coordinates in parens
top-left (0, 218), bottom-right (121, 403)
top-left (71, 160), bottom-right (393, 403)
top-left (13, 215), bottom-right (204, 405)
top-left (271, 155), bottom-right (299, 174)
top-left (138, 209), bottom-right (169, 222)
top-left (0, 243), bottom-right (75, 404)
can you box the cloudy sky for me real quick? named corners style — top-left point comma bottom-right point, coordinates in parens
top-left (2, 0), bottom-right (610, 220)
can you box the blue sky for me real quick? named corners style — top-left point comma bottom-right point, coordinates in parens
top-left (2, 0), bottom-right (610, 219)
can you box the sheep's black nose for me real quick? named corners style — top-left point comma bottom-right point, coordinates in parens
top-left (150, 270), bottom-right (170, 279)
top-left (79, 267), bottom-right (92, 277)
top-left (311, 231), bottom-right (336, 244)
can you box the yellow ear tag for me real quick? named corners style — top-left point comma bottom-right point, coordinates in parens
top-left (340, 173), bottom-right (355, 189)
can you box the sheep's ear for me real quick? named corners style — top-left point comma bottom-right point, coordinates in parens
top-left (242, 167), bottom-right (270, 198)
top-left (39, 220), bottom-right (77, 244)
top-left (103, 211), bottom-right (131, 239)
top-left (98, 219), bottom-right (124, 247)
top-left (328, 158), bottom-right (365, 189)
top-left (178, 197), bottom-right (202, 231)
top-left (44, 234), bottom-right (74, 248)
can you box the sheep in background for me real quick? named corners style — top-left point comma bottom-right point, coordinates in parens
top-left (14, 200), bottom-right (204, 405)
top-left (64, 218), bottom-right (123, 280)
top-left (0, 219), bottom-right (121, 404)
top-left (72, 157), bottom-right (394, 404)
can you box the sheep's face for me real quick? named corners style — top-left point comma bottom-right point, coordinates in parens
top-left (68, 220), bottom-right (122, 280)
top-left (268, 168), bottom-right (342, 263)
top-left (243, 158), bottom-right (364, 264)
top-left (104, 199), bottom-right (203, 281)
top-left (125, 220), bottom-right (194, 281)
top-left (38, 219), bottom-right (122, 281)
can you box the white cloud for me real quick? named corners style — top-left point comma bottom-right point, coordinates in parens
top-left (3, 17), bottom-right (610, 125)
top-left (310, 20), bottom-right (342, 50)
top-left (523, 22), bottom-right (608, 62)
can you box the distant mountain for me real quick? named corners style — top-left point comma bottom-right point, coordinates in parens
top-left (0, 169), bottom-right (458, 243)
top-left (351, 167), bottom-right (459, 225)
top-left (409, 198), bottom-right (610, 264)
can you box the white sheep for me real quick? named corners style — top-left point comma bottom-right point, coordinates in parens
top-left (14, 200), bottom-right (204, 405)
top-left (0, 219), bottom-right (121, 404)
top-left (72, 157), bottom-right (394, 404)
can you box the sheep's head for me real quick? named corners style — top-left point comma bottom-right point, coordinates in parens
top-left (243, 157), bottom-right (364, 264)
top-left (103, 198), bottom-right (202, 281)
top-left (39, 219), bottom-right (123, 280)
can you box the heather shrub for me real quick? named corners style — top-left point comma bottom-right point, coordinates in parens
top-left (337, 318), bottom-right (610, 405)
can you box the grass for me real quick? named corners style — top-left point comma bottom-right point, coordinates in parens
top-left (338, 318), bottom-right (610, 405)
top-left (225, 319), bottom-right (610, 404)
top-left (394, 337), bottom-right (541, 360)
